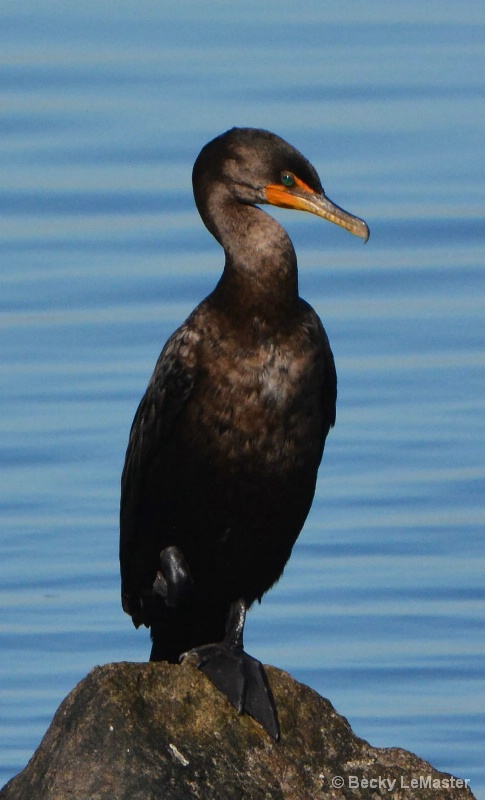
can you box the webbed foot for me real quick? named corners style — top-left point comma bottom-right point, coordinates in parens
top-left (182, 598), bottom-right (280, 740)
top-left (152, 545), bottom-right (194, 608)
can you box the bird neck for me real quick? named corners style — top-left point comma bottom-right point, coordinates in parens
top-left (208, 199), bottom-right (300, 327)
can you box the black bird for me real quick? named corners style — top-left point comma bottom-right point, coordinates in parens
top-left (120, 127), bottom-right (369, 740)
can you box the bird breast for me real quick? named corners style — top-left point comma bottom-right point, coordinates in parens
top-left (183, 330), bottom-right (325, 477)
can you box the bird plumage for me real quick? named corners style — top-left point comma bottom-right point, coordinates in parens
top-left (119, 127), bottom-right (368, 735)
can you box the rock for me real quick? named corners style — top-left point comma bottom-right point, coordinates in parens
top-left (0, 660), bottom-right (475, 800)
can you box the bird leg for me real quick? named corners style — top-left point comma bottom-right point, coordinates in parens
top-left (152, 545), bottom-right (194, 608)
top-left (182, 597), bottom-right (280, 740)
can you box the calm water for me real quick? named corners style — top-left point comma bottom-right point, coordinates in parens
top-left (1, 1), bottom-right (484, 796)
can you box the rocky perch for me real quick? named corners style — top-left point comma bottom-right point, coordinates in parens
top-left (1, 660), bottom-right (475, 800)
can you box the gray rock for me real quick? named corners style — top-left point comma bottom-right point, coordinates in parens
top-left (0, 660), bottom-right (475, 800)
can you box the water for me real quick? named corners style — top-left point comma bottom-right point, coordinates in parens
top-left (1, 1), bottom-right (484, 795)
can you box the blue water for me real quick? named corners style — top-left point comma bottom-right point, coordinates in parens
top-left (1, 1), bottom-right (484, 796)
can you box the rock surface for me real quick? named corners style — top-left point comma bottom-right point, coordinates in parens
top-left (1, 660), bottom-right (475, 800)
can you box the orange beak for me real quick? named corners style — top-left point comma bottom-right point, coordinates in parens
top-left (265, 179), bottom-right (370, 243)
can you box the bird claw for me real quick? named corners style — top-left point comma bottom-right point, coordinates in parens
top-left (183, 642), bottom-right (280, 740)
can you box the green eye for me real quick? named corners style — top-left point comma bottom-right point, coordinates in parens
top-left (281, 172), bottom-right (295, 188)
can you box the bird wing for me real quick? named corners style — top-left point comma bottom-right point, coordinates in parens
top-left (299, 300), bottom-right (337, 458)
top-left (321, 322), bottom-right (337, 433)
top-left (119, 322), bottom-right (199, 619)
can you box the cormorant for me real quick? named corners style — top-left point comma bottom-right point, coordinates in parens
top-left (120, 127), bottom-right (369, 740)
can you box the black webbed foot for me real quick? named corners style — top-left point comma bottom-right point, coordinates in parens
top-left (152, 545), bottom-right (194, 608)
top-left (193, 642), bottom-right (280, 740)
top-left (182, 598), bottom-right (280, 740)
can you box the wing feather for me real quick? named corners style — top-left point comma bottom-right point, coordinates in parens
top-left (120, 323), bottom-right (199, 618)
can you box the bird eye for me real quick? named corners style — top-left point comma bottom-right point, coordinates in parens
top-left (281, 172), bottom-right (295, 188)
